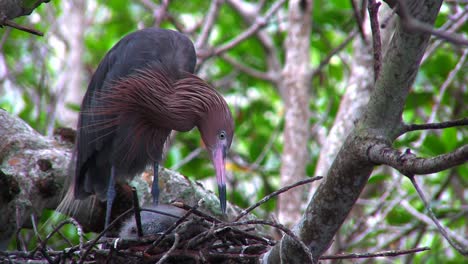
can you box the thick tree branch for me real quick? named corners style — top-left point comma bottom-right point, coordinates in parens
top-left (266, 1), bottom-right (444, 262)
top-left (368, 144), bottom-right (468, 176)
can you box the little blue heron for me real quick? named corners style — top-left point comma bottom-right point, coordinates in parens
top-left (69, 28), bottom-right (234, 229)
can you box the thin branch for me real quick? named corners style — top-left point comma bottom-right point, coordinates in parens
top-left (320, 247), bottom-right (430, 260)
top-left (155, 233), bottom-right (180, 264)
top-left (368, 0), bottom-right (382, 81)
top-left (408, 176), bottom-right (468, 255)
top-left (195, 0), bottom-right (223, 50)
top-left (350, 0), bottom-right (367, 42)
top-left (79, 208), bottom-right (135, 264)
top-left (210, 0), bottom-right (286, 57)
top-left (234, 176), bottom-right (323, 221)
top-left (170, 147), bottom-right (203, 171)
top-left (2, 20), bottom-right (43, 36)
top-left (226, 0), bottom-right (283, 81)
top-left (412, 46), bottom-right (468, 148)
top-left (422, 8), bottom-right (468, 63)
top-left (223, 220), bottom-right (315, 263)
top-left (368, 144), bottom-right (468, 176)
top-left (404, 117), bottom-right (468, 132)
top-left (145, 200), bottom-right (201, 253)
top-left (427, 49), bottom-right (468, 124)
top-left (311, 29), bottom-right (358, 77)
top-left (220, 53), bottom-right (275, 82)
top-left (395, 0), bottom-right (468, 45)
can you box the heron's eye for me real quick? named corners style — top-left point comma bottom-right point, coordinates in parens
top-left (219, 130), bottom-right (226, 140)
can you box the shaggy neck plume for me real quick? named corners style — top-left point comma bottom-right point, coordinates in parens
top-left (97, 67), bottom-right (229, 133)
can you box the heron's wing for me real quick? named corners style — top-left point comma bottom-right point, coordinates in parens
top-left (73, 28), bottom-right (196, 199)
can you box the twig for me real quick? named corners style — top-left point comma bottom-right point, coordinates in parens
top-left (145, 200), bottom-right (201, 252)
top-left (195, 0), bottom-right (223, 50)
top-left (413, 44), bottom-right (468, 148)
top-left (320, 246), bottom-right (430, 260)
top-left (408, 176), bottom-right (468, 255)
top-left (172, 203), bottom-right (224, 224)
top-left (2, 20), bottom-right (44, 36)
top-left (79, 208), bottom-right (134, 264)
top-left (131, 187), bottom-right (143, 238)
top-left (0, 27), bottom-right (11, 51)
top-left (422, 8), bottom-right (468, 63)
top-left (367, 0), bottom-right (382, 81)
top-left (404, 118), bottom-right (468, 132)
top-left (170, 147), bottom-right (203, 171)
top-left (311, 30), bottom-right (358, 77)
top-left (234, 176), bottom-right (323, 221)
top-left (155, 233), bottom-right (180, 264)
top-left (220, 54), bottom-right (274, 82)
top-left (224, 220), bottom-right (314, 263)
top-left (368, 144), bottom-right (468, 176)
top-left (350, 0), bottom-right (367, 42)
top-left (211, 0), bottom-right (286, 57)
top-left (427, 49), bottom-right (468, 124)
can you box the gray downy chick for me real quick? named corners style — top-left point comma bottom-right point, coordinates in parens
top-left (119, 204), bottom-right (185, 239)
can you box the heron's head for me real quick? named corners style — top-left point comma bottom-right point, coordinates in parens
top-left (198, 106), bottom-right (234, 214)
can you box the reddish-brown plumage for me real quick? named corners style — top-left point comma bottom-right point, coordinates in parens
top-left (65, 29), bottom-right (233, 231)
top-left (94, 66), bottom-right (234, 163)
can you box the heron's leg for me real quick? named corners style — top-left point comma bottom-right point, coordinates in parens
top-left (105, 166), bottom-right (117, 231)
top-left (152, 163), bottom-right (159, 206)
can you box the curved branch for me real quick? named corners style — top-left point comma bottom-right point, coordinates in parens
top-left (368, 143), bottom-right (468, 176)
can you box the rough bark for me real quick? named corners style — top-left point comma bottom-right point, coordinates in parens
top-left (0, 110), bottom-right (237, 249)
top-left (265, 0), bottom-right (443, 262)
top-left (277, 0), bottom-right (312, 227)
top-left (313, 3), bottom-right (395, 182)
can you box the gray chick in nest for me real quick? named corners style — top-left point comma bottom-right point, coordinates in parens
top-left (119, 204), bottom-right (185, 239)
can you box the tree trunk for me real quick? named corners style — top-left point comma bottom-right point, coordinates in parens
top-left (54, 0), bottom-right (86, 129)
top-left (277, 0), bottom-right (312, 227)
top-left (265, 0), bottom-right (443, 262)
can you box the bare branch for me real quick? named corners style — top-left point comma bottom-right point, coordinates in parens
top-left (2, 20), bottom-right (43, 36)
top-left (320, 247), bottom-right (430, 260)
top-left (368, 0), bottom-right (382, 81)
top-left (368, 144), bottom-right (468, 176)
top-left (210, 0), bottom-right (286, 57)
top-left (195, 0), bottom-right (223, 50)
top-left (403, 117), bottom-right (468, 133)
top-left (234, 176), bottom-right (323, 221)
top-left (220, 54), bottom-right (275, 81)
top-left (311, 29), bottom-right (358, 78)
top-left (394, 0), bottom-right (468, 45)
top-left (408, 176), bottom-right (468, 255)
top-left (350, 0), bottom-right (367, 41)
top-left (427, 49), bottom-right (468, 123)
